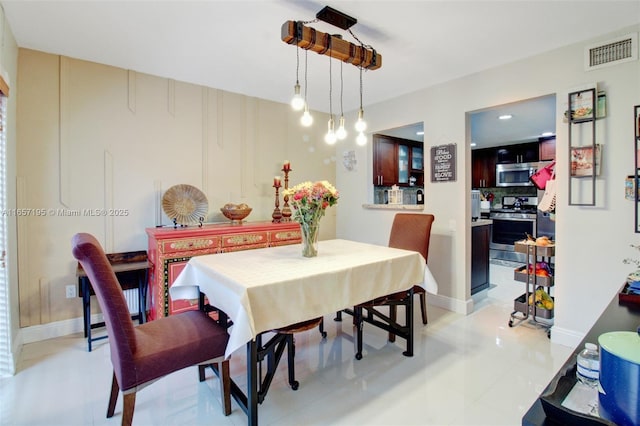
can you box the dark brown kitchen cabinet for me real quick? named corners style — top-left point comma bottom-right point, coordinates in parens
top-left (471, 223), bottom-right (490, 295)
top-left (373, 135), bottom-right (397, 186)
top-left (496, 142), bottom-right (539, 164)
top-left (539, 138), bottom-right (556, 161)
top-left (373, 134), bottom-right (424, 186)
top-left (472, 147), bottom-right (496, 188)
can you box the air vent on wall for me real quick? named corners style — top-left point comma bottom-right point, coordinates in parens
top-left (585, 33), bottom-right (637, 71)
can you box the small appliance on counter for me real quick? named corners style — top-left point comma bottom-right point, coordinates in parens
top-left (471, 190), bottom-right (481, 221)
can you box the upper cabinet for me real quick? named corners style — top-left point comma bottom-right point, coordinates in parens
top-left (472, 147), bottom-right (496, 188)
top-left (496, 142), bottom-right (539, 164)
top-left (373, 134), bottom-right (424, 187)
top-left (539, 138), bottom-right (556, 161)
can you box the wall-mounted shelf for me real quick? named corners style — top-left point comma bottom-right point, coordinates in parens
top-left (568, 88), bottom-right (597, 206)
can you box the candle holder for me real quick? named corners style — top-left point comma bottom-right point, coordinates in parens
top-left (272, 184), bottom-right (282, 223)
top-left (281, 167), bottom-right (292, 222)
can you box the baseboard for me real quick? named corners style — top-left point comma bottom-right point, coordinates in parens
top-left (549, 325), bottom-right (583, 349)
top-left (429, 293), bottom-right (474, 315)
top-left (19, 313), bottom-right (104, 345)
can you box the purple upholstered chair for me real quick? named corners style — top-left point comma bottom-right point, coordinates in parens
top-left (71, 233), bottom-right (231, 426)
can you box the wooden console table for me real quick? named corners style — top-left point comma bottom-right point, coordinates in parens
top-left (76, 250), bottom-right (150, 352)
top-left (146, 221), bottom-right (301, 320)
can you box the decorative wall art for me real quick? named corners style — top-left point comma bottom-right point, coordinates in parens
top-left (430, 143), bottom-right (456, 182)
top-left (571, 144), bottom-right (602, 177)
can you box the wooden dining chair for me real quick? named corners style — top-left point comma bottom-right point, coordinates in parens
top-left (357, 213), bottom-right (434, 343)
top-left (71, 233), bottom-right (232, 426)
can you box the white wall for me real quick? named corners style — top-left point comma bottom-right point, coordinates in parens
top-left (337, 25), bottom-right (640, 346)
top-left (15, 50), bottom-right (334, 330)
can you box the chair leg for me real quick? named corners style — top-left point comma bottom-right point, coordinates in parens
top-left (121, 392), bottom-right (136, 426)
top-left (419, 292), bottom-right (428, 324)
top-left (107, 372), bottom-right (119, 418)
top-left (220, 360), bottom-right (232, 416)
top-left (285, 334), bottom-right (300, 390)
top-left (198, 365), bottom-right (206, 382)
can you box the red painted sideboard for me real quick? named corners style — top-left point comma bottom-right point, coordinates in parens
top-left (146, 221), bottom-right (301, 320)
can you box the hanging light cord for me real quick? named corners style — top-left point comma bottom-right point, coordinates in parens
top-left (340, 61), bottom-right (344, 117)
top-left (328, 41), bottom-right (333, 117)
top-left (303, 49), bottom-right (308, 103)
top-left (359, 65), bottom-right (363, 109)
top-left (295, 44), bottom-right (300, 86)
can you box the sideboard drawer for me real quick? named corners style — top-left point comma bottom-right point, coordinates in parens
top-left (270, 228), bottom-right (301, 245)
top-left (220, 231), bottom-right (268, 249)
top-left (161, 237), bottom-right (219, 254)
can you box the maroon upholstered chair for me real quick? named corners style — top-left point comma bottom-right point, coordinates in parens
top-left (358, 213), bottom-right (434, 342)
top-left (71, 233), bottom-right (231, 426)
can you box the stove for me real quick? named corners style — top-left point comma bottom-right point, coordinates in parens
top-left (491, 196), bottom-right (538, 215)
top-left (489, 196), bottom-right (538, 263)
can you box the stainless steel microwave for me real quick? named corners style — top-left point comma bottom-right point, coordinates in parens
top-left (495, 162), bottom-right (538, 187)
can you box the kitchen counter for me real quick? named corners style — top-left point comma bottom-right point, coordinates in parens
top-left (472, 219), bottom-right (492, 227)
top-left (362, 204), bottom-right (424, 211)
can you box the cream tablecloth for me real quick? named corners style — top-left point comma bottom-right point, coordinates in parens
top-left (171, 239), bottom-right (436, 358)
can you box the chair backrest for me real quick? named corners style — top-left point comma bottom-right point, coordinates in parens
top-left (388, 213), bottom-right (435, 263)
top-left (71, 233), bottom-right (136, 381)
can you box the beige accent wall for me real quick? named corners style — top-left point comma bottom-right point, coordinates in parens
top-left (16, 49), bottom-right (334, 327)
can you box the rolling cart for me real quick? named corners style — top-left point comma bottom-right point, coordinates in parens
top-left (508, 241), bottom-right (555, 337)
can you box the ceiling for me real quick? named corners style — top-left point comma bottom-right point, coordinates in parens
top-left (2, 1), bottom-right (639, 146)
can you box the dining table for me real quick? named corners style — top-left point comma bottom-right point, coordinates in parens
top-left (170, 238), bottom-right (437, 425)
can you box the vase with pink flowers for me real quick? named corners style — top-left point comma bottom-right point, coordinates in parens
top-left (283, 180), bottom-right (339, 257)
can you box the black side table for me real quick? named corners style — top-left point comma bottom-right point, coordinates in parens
top-left (76, 250), bottom-right (150, 351)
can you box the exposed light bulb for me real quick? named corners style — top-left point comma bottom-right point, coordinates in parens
top-left (356, 131), bottom-right (367, 146)
top-left (301, 111), bottom-right (313, 127)
top-left (336, 116), bottom-right (347, 140)
top-left (355, 108), bottom-right (367, 132)
top-left (291, 83), bottom-right (304, 111)
top-left (325, 117), bottom-right (337, 145)
top-left (300, 104), bottom-right (313, 127)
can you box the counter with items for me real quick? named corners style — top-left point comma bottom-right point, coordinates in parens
top-left (523, 286), bottom-right (640, 425)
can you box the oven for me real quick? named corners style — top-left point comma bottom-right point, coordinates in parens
top-left (489, 195), bottom-right (538, 263)
top-left (490, 208), bottom-right (537, 264)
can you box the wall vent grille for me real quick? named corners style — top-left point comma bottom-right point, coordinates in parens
top-left (585, 33), bottom-right (637, 71)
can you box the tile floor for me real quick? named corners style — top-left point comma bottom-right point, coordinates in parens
top-left (0, 264), bottom-right (575, 426)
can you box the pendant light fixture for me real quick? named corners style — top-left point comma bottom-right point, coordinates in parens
top-left (336, 61), bottom-right (347, 140)
top-left (282, 6), bottom-right (381, 144)
top-left (300, 49), bottom-right (313, 126)
top-left (290, 35), bottom-right (304, 111)
top-left (324, 39), bottom-right (337, 145)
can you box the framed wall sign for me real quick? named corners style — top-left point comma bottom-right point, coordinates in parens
top-left (430, 144), bottom-right (456, 182)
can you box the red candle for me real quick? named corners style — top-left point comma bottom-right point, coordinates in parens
top-left (273, 176), bottom-right (281, 187)
top-left (283, 161), bottom-right (291, 172)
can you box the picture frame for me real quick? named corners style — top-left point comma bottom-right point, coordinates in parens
top-left (571, 144), bottom-right (602, 177)
top-left (569, 89), bottom-right (594, 122)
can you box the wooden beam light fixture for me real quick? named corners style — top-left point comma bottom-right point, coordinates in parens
top-left (282, 5), bottom-right (379, 145)
top-left (280, 6), bottom-right (382, 70)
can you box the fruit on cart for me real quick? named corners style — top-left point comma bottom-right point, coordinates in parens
top-left (530, 287), bottom-right (554, 310)
top-left (526, 261), bottom-right (553, 277)
top-left (536, 236), bottom-right (553, 246)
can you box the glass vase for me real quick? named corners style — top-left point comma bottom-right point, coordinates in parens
top-left (300, 221), bottom-right (320, 257)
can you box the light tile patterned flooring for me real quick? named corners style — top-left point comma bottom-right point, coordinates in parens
top-left (0, 264), bottom-right (574, 425)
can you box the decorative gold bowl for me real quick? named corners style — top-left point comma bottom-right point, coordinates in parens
top-left (220, 203), bottom-right (252, 223)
